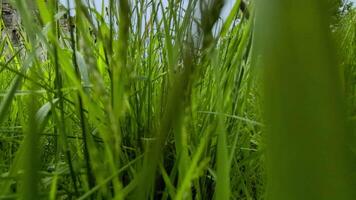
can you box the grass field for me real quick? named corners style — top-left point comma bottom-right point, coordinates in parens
top-left (0, 0), bottom-right (355, 199)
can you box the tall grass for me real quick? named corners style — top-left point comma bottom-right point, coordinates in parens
top-left (0, 0), bottom-right (261, 199)
top-left (1, 0), bottom-right (355, 199)
top-left (255, 0), bottom-right (355, 199)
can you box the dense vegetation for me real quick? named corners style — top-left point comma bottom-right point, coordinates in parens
top-left (0, 0), bottom-right (355, 199)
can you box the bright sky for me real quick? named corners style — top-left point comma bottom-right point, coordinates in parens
top-left (59, 0), bottom-right (236, 20)
top-left (60, 0), bottom-right (356, 19)
top-left (60, 0), bottom-right (356, 12)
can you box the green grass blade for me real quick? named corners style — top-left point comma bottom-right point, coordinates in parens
top-left (255, 0), bottom-right (355, 199)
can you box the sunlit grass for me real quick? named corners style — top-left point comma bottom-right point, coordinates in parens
top-left (1, 0), bottom-right (355, 199)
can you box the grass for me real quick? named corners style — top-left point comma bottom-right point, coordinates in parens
top-left (0, 0), bottom-right (355, 199)
top-left (255, 0), bottom-right (355, 199)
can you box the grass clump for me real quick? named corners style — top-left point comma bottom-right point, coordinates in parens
top-left (1, 0), bottom-right (356, 199)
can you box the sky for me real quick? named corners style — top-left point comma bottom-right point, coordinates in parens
top-left (58, 0), bottom-right (356, 21)
top-left (60, 0), bottom-right (356, 7)
top-left (59, 0), bottom-right (236, 20)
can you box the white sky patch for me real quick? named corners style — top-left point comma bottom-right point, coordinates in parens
top-left (58, 0), bottom-right (238, 41)
top-left (59, 0), bottom-right (236, 20)
top-left (60, 0), bottom-right (356, 17)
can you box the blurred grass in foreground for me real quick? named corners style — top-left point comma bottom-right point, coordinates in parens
top-left (255, 0), bottom-right (356, 199)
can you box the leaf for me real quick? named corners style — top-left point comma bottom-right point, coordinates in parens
top-left (35, 98), bottom-right (59, 131)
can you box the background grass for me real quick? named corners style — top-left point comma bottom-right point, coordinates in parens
top-left (0, 0), bottom-right (355, 199)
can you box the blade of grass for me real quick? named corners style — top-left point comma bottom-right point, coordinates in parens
top-left (255, 0), bottom-right (355, 199)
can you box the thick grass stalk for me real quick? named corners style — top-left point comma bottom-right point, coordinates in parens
top-left (255, 0), bottom-right (355, 199)
top-left (111, 0), bottom-right (130, 160)
top-left (199, 1), bottom-right (231, 199)
top-left (20, 95), bottom-right (40, 200)
top-left (67, 0), bottom-right (95, 191)
top-left (46, 0), bottom-right (80, 196)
